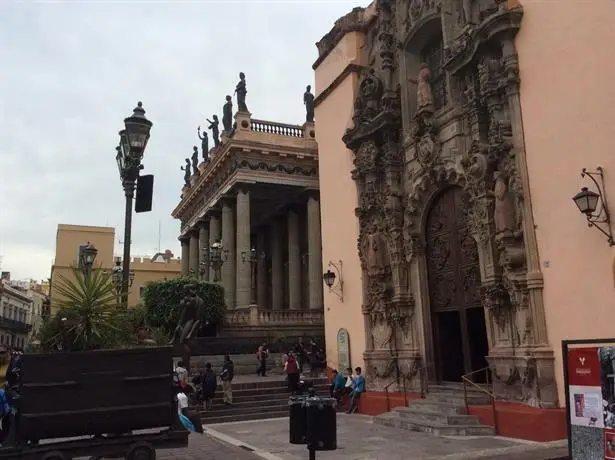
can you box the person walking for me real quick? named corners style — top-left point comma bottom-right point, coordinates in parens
top-left (201, 363), bottom-right (217, 411)
top-left (285, 351), bottom-right (300, 394)
top-left (220, 354), bottom-right (234, 405)
top-left (256, 343), bottom-right (269, 377)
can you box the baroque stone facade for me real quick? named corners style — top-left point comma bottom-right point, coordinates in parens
top-left (327, 0), bottom-right (556, 407)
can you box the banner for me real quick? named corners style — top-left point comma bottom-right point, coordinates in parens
top-left (565, 342), bottom-right (615, 460)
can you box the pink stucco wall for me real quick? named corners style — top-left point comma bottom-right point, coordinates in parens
top-left (516, 0), bottom-right (615, 404)
top-left (314, 32), bottom-right (366, 372)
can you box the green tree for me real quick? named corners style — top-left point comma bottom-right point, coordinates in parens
top-left (45, 267), bottom-right (124, 351)
top-left (142, 277), bottom-right (225, 336)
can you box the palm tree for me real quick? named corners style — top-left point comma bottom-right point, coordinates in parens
top-left (51, 267), bottom-right (124, 351)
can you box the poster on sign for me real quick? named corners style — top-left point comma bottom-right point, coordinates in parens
top-left (563, 341), bottom-right (615, 460)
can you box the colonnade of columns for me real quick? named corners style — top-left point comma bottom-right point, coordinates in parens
top-left (180, 190), bottom-right (323, 311)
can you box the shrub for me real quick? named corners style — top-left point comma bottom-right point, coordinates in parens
top-left (142, 277), bottom-right (225, 336)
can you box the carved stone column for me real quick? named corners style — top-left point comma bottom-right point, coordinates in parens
top-left (198, 219), bottom-right (209, 281)
top-left (307, 195), bottom-right (323, 310)
top-left (287, 207), bottom-right (301, 310)
top-left (180, 236), bottom-right (190, 276)
top-left (189, 230), bottom-right (199, 277)
top-left (256, 231), bottom-right (268, 309)
top-left (270, 219), bottom-right (284, 310)
top-left (209, 213), bottom-right (221, 282)
top-left (235, 189), bottom-right (251, 309)
top-left (221, 198), bottom-right (236, 308)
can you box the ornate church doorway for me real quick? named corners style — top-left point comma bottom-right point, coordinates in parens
top-left (425, 187), bottom-right (489, 383)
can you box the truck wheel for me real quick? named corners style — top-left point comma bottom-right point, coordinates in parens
top-left (126, 443), bottom-right (156, 460)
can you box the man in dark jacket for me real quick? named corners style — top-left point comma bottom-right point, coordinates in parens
top-left (220, 354), bottom-right (234, 405)
top-left (201, 363), bottom-right (217, 410)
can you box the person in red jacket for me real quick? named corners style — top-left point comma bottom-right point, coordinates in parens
top-left (285, 351), bottom-right (300, 393)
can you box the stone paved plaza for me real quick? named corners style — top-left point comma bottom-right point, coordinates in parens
top-left (205, 414), bottom-right (569, 460)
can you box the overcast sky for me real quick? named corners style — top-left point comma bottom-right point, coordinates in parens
top-left (0, 0), bottom-right (370, 282)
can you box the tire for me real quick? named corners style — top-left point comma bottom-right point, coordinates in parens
top-left (125, 443), bottom-right (156, 460)
top-left (41, 451), bottom-right (66, 460)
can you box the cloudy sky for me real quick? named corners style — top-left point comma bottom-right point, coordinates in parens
top-left (0, 0), bottom-right (370, 282)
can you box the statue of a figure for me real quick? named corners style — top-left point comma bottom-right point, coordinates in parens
top-left (197, 126), bottom-right (209, 160)
top-left (222, 95), bottom-right (233, 131)
top-left (206, 115), bottom-right (220, 147)
top-left (191, 146), bottom-right (200, 174)
top-left (170, 284), bottom-right (205, 344)
top-left (304, 85), bottom-right (315, 122)
top-left (493, 171), bottom-right (516, 234)
top-left (234, 72), bottom-right (248, 112)
top-left (181, 158), bottom-right (191, 186)
top-left (416, 63), bottom-right (435, 114)
top-left (364, 232), bottom-right (387, 275)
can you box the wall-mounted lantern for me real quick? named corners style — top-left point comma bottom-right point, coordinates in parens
top-left (322, 260), bottom-right (344, 302)
top-left (572, 166), bottom-right (614, 246)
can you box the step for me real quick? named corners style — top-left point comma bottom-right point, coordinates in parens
top-left (424, 393), bottom-right (491, 406)
top-left (374, 412), bottom-right (495, 436)
top-left (191, 387), bottom-right (329, 406)
top-left (229, 377), bottom-right (328, 391)
top-left (428, 383), bottom-right (492, 395)
top-left (392, 407), bottom-right (480, 426)
top-left (203, 383), bottom-right (329, 398)
top-left (199, 401), bottom-right (289, 418)
top-left (202, 409), bottom-right (289, 425)
top-left (408, 400), bottom-right (468, 415)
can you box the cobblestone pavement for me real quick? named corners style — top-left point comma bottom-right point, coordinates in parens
top-left (156, 433), bottom-right (261, 460)
top-left (205, 414), bottom-right (569, 460)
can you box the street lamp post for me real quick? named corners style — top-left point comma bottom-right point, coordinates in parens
top-left (79, 242), bottom-right (98, 277)
top-left (201, 241), bottom-right (228, 283)
top-left (116, 102), bottom-right (153, 309)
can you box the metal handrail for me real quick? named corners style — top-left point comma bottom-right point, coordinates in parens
top-left (384, 379), bottom-right (397, 412)
top-left (461, 366), bottom-right (498, 435)
top-left (417, 363), bottom-right (434, 399)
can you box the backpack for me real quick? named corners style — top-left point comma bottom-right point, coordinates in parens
top-left (0, 389), bottom-right (11, 418)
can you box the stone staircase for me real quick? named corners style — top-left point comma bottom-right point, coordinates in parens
top-left (192, 377), bottom-right (329, 424)
top-left (374, 382), bottom-right (496, 436)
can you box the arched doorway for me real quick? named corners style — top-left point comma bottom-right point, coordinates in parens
top-left (425, 187), bottom-right (488, 382)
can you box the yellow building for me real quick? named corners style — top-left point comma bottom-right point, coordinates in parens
top-left (49, 224), bottom-right (181, 312)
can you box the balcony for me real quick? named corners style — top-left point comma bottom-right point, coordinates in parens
top-left (0, 317), bottom-right (32, 334)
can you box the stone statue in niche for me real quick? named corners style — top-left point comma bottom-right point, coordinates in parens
top-left (417, 63), bottom-right (435, 115)
top-left (197, 126), bottom-right (209, 160)
top-left (222, 96), bottom-right (233, 132)
top-left (493, 171), bottom-right (516, 235)
top-left (234, 72), bottom-right (248, 113)
top-left (181, 158), bottom-right (191, 186)
top-left (364, 231), bottom-right (388, 276)
top-left (207, 115), bottom-right (220, 148)
top-left (304, 85), bottom-right (315, 123)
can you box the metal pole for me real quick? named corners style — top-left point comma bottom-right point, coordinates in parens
top-left (308, 448), bottom-right (316, 460)
top-left (121, 180), bottom-right (135, 309)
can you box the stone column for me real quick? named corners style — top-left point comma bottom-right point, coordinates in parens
top-left (209, 213), bottom-right (221, 282)
top-left (180, 236), bottom-right (190, 276)
top-left (270, 219), bottom-right (284, 310)
top-left (235, 189), bottom-right (252, 309)
top-left (189, 230), bottom-right (199, 277)
top-left (287, 208), bottom-right (301, 310)
top-left (198, 219), bottom-right (210, 281)
top-left (221, 199), bottom-right (236, 308)
top-left (307, 195), bottom-right (323, 310)
top-left (256, 231), bottom-right (268, 308)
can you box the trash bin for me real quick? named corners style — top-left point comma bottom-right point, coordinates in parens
top-left (306, 396), bottom-right (337, 451)
top-left (289, 395), bottom-right (308, 444)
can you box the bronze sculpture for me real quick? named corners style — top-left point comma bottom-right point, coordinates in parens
top-left (197, 126), bottom-right (209, 160)
top-left (191, 147), bottom-right (200, 174)
top-left (234, 72), bottom-right (248, 112)
top-left (206, 115), bottom-right (220, 147)
top-left (304, 85), bottom-right (315, 122)
top-left (222, 95), bottom-right (233, 132)
top-left (170, 284), bottom-right (205, 344)
top-left (181, 158), bottom-right (191, 186)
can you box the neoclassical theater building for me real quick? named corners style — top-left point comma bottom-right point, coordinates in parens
top-left (315, 0), bottom-right (615, 440)
top-left (171, 109), bottom-right (325, 338)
